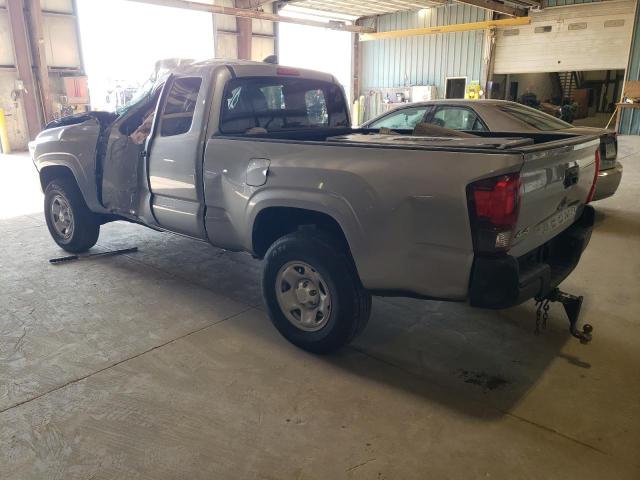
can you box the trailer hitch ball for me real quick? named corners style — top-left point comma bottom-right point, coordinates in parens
top-left (535, 288), bottom-right (594, 344)
top-left (574, 322), bottom-right (593, 344)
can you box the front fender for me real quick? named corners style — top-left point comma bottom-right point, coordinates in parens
top-left (37, 153), bottom-right (103, 213)
top-left (32, 122), bottom-right (105, 213)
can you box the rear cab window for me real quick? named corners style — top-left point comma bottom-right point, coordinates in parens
top-left (219, 77), bottom-right (349, 134)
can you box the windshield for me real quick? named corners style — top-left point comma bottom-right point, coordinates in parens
top-left (116, 79), bottom-right (156, 116)
top-left (115, 58), bottom-right (193, 116)
top-left (499, 104), bottom-right (573, 131)
top-left (220, 77), bottom-right (349, 134)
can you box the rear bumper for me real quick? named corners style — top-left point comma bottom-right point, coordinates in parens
top-left (468, 205), bottom-right (594, 309)
top-left (592, 162), bottom-right (623, 201)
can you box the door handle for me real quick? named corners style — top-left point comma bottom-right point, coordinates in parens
top-left (246, 158), bottom-right (270, 187)
top-left (563, 165), bottom-right (579, 188)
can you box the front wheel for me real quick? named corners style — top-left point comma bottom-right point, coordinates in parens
top-left (262, 230), bottom-right (371, 354)
top-left (44, 178), bottom-right (100, 253)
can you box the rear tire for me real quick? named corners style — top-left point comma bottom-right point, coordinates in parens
top-left (262, 230), bottom-right (371, 354)
top-left (44, 178), bottom-right (100, 253)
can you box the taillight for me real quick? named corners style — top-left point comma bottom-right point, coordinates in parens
top-left (467, 173), bottom-right (522, 254)
top-left (586, 149), bottom-right (600, 203)
top-left (276, 67), bottom-right (300, 76)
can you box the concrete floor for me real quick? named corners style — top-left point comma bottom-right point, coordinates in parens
top-left (1, 138), bottom-right (639, 479)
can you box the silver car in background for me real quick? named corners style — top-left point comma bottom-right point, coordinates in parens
top-left (362, 99), bottom-right (622, 201)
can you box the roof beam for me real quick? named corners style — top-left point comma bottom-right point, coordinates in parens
top-left (453, 0), bottom-right (526, 17)
top-left (239, 0), bottom-right (277, 6)
top-left (506, 0), bottom-right (541, 7)
top-left (125, 0), bottom-right (374, 33)
top-left (360, 16), bottom-right (531, 41)
top-left (283, 0), bottom-right (448, 18)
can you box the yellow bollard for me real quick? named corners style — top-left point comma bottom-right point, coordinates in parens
top-left (0, 108), bottom-right (11, 154)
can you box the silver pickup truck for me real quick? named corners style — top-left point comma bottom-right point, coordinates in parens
top-left (31, 60), bottom-right (599, 352)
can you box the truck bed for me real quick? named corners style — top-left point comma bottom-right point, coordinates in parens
top-left (224, 127), bottom-right (600, 153)
top-left (326, 132), bottom-right (534, 149)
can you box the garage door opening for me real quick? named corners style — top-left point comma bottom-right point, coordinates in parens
top-left (278, 6), bottom-right (354, 102)
top-left (76, 0), bottom-right (214, 111)
top-left (489, 70), bottom-right (625, 128)
top-left (490, 0), bottom-right (635, 128)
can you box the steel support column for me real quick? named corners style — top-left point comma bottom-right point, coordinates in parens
top-left (28, 0), bottom-right (54, 124)
top-left (351, 28), bottom-right (360, 105)
top-left (236, 17), bottom-right (252, 59)
top-left (6, 0), bottom-right (42, 139)
top-left (235, 0), bottom-right (253, 60)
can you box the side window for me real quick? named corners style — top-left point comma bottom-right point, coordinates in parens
top-left (160, 77), bottom-right (202, 137)
top-left (430, 107), bottom-right (486, 131)
top-left (370, 107), bottom-right (427, 129)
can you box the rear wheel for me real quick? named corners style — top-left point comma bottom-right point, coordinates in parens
top-left (44, 178), bottom-right (100, 253)
top-left (262, 230), bottom-right (371, 353)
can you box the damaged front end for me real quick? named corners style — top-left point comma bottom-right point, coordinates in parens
top-left (44, 111), bottom-right (118, 131)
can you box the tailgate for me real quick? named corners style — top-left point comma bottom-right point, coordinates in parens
top-left (509, 137), bottom-right (600, 257)
top-left (600, 133), bottom-right (618, 170)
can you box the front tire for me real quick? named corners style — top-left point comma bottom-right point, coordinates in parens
top-left (44, 178), bottom-right (100, 253)
top-left (262, 230), bottom-right (371, 354)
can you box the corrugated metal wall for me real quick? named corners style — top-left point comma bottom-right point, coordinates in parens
top-left (619, 0), bottom-right (640, 134)
top-left (360, 4), bottom-right (488, 95)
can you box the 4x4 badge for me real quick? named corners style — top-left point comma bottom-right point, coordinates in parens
top-left (514, 227), bottom-right (530, 240)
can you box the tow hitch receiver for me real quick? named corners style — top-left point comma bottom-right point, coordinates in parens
top-left (534, 288), bottom-right (593, 344)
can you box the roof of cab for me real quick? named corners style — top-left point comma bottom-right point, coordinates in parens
top-left (170, 58), bottom-right (337, 83)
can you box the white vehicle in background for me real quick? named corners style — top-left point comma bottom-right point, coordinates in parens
top-left (362, 99), bottom-right (622, 201)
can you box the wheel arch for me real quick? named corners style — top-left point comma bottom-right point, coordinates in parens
top-left (36, 152), bottom-right (105, 213)
top-left (251, 206), bottom-right (365, 288)
top-left (41, 165), bottom-right (119, 226)
top-left (39, 164), bottom-right (77, 192)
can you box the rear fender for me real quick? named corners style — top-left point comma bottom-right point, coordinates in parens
top-left (247, 189), bottom-right (364, 264)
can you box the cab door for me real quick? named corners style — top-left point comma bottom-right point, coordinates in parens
top-left (100, 91), bottom-right (161, 217)
top-left (147, 75), bottom-right (208, 239)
